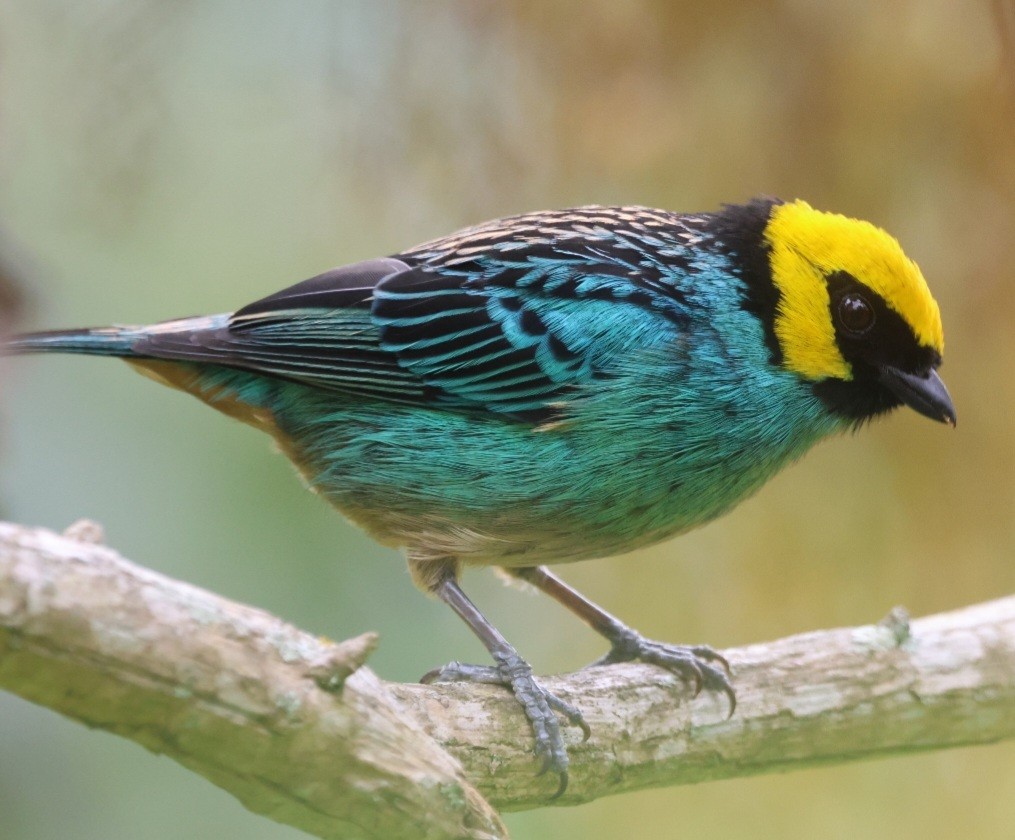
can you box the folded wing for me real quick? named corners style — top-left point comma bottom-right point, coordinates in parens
top-left (137, 209), bottom-right (694, 422)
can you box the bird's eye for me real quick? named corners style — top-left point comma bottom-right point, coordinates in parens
top-left (837, 293), bottom-right (875, 336)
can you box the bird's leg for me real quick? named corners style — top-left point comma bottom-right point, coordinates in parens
top-left (508, 565), bottom-right (736, 714)
top-left (419, 572), bottom-right (589, 797)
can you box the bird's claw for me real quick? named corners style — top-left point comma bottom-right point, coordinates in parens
top-left (421, 653), bottom-right (587, 797)
top-left (594, 629), bottom-right (736, 717)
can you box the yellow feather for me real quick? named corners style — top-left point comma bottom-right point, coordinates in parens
top-left (764, 200), bottom-right (944, 381)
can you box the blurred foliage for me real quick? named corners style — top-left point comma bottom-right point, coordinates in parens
top-left (0, 2), bottom-right (1013, 839)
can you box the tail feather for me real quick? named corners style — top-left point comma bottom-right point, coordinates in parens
top-left (6, 327), bottom-right (143, 357)
top-left (6, 315), bottom-right (231, 358)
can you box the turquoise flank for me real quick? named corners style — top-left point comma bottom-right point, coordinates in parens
top-left (187, 249), bottom-right (845, 568)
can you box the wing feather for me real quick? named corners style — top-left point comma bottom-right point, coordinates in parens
top-left (134, 207), bottom-right (702, 421)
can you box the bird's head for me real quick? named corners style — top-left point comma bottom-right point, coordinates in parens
top-left (732, 198), bottom-right (955, 427)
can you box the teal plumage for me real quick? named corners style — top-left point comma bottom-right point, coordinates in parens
top-left (7, 198), bottom-right (955, 794)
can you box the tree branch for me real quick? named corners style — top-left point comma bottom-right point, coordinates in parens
top-left (2, 521), bottom-right (1014, 839)
top-left (0, 521), bottom-right (506, 840)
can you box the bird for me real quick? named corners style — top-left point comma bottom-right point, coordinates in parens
top-left (7, 197), bottom-right (955, 796)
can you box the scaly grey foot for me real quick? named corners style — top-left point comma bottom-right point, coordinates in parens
top-left (421, 652), bottom-right (590, 797)
top-left (593, 626), bottom-right (736, 715)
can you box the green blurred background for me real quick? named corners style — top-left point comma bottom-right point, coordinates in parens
top-left (1, 2), bottom-right (1013, 838)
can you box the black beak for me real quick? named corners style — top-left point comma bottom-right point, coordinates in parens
top-left (879, 365), bottom-right (956, 426)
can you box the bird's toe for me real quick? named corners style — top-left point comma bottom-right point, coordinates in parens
top-left (595, 630), bottom-right (737, 716)
top-left (421, 652), bottom-right (586, 797)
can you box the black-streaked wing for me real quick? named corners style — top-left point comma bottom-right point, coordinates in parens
top-left (135, 208), bottom-right (698, 420)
